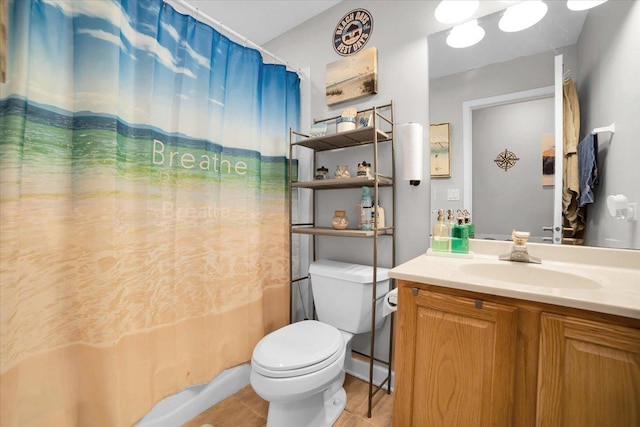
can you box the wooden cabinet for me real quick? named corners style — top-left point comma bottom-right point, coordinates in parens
top-left (393, 280), bottom-right (640, 427)
top-left (393, 286), bottom-right (518, 427)
top-left (537, 313), bottom-right (640, 427)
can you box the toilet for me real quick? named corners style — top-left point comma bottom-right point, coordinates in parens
top-left (250, 259), bottom-right (390, 427)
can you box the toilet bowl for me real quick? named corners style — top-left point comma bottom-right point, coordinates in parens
top-left (251, 320), bottom-right (352, 427)
top-left (250, 260), bottom-right (390, 427)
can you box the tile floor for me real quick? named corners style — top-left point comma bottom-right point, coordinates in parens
top-left (183, 374), bottom-right (393, 427)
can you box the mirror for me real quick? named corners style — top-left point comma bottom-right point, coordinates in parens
top-left (428, 0), bottom-right (640, 249)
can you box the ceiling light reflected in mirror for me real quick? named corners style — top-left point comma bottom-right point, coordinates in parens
top-left (435, 0), bottom-right (479, 24)
top-left (446, 20), bottom-right (486, 48)
top-left (499, 0), bottom-right (548, 32)
top-left (567, 0), bottom-right (608, 11)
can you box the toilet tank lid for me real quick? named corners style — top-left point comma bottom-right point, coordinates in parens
top-left (309, 259), bottom-right (389, 283)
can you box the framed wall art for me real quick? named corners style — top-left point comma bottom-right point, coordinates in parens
top-left (430, 122), bottom-right (450, 178)
top-left (326, 47), bottom-right (377, 106)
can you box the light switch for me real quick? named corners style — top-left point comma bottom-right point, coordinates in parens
top-left (447, 189), bottom-right (460, 201)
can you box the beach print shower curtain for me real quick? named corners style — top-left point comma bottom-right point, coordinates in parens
top-left (0, 0), bottom-right (299, 425)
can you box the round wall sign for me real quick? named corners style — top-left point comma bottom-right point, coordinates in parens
top-left (333, 9), bottom-right (373, 56)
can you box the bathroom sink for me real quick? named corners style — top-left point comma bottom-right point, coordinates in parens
top-left (458, 263), bottom-right (601, 289)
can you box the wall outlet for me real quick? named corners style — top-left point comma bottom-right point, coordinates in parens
top-left (447, 189), bottom-right (460, 201)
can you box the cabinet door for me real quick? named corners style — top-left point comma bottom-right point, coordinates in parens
top-left (393, 287), bottom-right (518, 427)
top-left (537, 313), bottom-right (640, 427)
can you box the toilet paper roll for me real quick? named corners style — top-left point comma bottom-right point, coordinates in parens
top-left (382, 288), bottom-right (398, 317)
top-left (399, 123), bottom-right (423, 182)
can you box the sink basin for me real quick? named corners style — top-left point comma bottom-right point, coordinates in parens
top-left (458, 263), bottom-right (601, 289)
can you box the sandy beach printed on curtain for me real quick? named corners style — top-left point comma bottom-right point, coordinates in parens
top-left (0, 0), bottom-right (299, 372)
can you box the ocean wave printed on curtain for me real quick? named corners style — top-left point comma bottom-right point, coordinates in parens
top-left (0, 0), bottom-right (300, 425)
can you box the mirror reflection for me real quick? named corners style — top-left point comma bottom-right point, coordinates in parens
top-left (428, 0), bottom-right (640, 249)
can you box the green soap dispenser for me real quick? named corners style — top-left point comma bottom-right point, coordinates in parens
top-left (463, 209), bottom-right (475, 239)
top-left (431, 209), bottom-right (450, 252)
top-left (451, 211), bottom-right (469, 254)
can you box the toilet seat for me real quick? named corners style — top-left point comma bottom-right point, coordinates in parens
top-left (252, 320), bottom-right (344, 378)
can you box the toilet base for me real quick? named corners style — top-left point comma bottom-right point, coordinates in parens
top-left (265, 377), bottom-right (347, 427)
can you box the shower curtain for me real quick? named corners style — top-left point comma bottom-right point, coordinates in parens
top-left (0, 0), bottom-right (299, 425)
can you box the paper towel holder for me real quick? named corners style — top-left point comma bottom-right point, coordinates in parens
top-left (400, 122), bottom-right (423, 186)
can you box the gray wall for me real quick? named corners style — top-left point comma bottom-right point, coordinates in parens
top-left (429, 46), bottom-right (578, 234)
top-left (265, 0), bottom-right (434, 361)
top-left (266, 0), bottom-right (435, 266)
top-left (472, 98), bottom-right (555, 242)
top-left (576, 1), bottom-right (640, 249)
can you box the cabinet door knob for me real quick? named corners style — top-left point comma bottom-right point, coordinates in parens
top-left (412, 287), bottom-right (419, 296)
top-left (475, 299), bottom-right (483, 309)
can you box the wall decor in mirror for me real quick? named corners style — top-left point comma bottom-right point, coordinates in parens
top-left (430, 123), bottom-right (451, 178)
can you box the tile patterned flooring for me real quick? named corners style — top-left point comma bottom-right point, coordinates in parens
top-left (183, 374), bottom-right (393, 427)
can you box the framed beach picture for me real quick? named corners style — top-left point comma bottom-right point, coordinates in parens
top-left (430, 123), bottom-right (450, 178)
top-left (326, 47), bottom-right (378, 106)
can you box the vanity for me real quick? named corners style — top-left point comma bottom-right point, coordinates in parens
top-left (389, 240), bottom-right (640, 427)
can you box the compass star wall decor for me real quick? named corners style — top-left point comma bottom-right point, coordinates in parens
top-left (494, 149), bottom-right (520, 171)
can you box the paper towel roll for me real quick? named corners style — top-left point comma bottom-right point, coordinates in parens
top-left (399, 123), bottom-right (423, 183)
top-left (382, 288), bottom-right (398, 317)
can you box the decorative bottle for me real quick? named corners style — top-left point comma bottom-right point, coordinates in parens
top-left (360, 187), bottom-right (372, 230)
top-left (431, 209), bottom-right (449, 252)
top-left (374, 205), bottom-right (385, 229)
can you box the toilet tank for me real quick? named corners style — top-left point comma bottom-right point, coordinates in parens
top-left (308, 259), bottom-right (390, 334)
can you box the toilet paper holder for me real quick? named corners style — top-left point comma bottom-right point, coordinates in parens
top-left (607, 194), bottom-right (637, 221)
top-left (382, 288), bottom-right (398, 317)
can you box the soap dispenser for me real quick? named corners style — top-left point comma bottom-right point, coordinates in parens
top-left (446, 209), bottom-right (455, 245)
top-left (463, 209), bottom-right (475, 238)
top-left (451, 211), bottom-right (469, 254)
top-left (431, 209), bottom-right (449, 252)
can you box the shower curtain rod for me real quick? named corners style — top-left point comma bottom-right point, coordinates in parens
top-left (165, 0), bottom-right (301, 75)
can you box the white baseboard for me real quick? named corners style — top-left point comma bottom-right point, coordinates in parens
top-left (345, 354), bottom-right (395, 392)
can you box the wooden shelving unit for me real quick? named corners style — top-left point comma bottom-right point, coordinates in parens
top-left (291, 226), bottom-right (393, 237)
top-left (292, 175), bottom-right (393, 190)
top-left (293, 126), bottom-right (390, 151)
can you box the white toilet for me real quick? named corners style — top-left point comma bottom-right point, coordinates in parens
top-left (250, 259), bottom-right (390, 427)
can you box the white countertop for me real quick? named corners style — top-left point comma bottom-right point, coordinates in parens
top-left (389, 240), bottom-right (640, 319)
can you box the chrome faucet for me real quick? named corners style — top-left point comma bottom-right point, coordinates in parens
top-left (499, 230), bottom-right (542, 264)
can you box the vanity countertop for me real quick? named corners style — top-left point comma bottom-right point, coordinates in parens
top-left (389, 240), bottom-right (640, 319)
